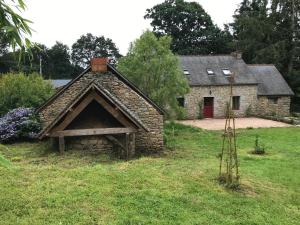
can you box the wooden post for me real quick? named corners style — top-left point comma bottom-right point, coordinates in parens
top-left (58, 136), bottom-right (65, 154)
top-left (131, 133), bottom-right (135, 157)
top-left (49, 137), bottom-right (55, 149)
top-left (125, 133), bottom-right (129, 160)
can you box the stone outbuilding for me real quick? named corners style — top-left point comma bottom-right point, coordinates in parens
top-left (37, 58), bottom-right (164, 156)
top-left (178, 54), bottom-right (294, 119)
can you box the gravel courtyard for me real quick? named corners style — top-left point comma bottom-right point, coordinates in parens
top-left (178, 117), bottom-right (292, 130)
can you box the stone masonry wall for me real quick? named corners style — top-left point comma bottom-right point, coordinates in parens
top-left (94, 73), bottom-right (164, 153)
top-left (184, 85), bottom-right (258, 119)
top-left (39, 71), bottom-right (164, 153)
top-left (67, 136), bottom-right (113, 153)
top-left (255, 96), bottom-right (291, 117)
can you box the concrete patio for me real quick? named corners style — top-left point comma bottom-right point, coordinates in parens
top-left (178, 117), bottom-right (292, 130)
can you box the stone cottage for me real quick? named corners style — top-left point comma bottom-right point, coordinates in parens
top-left (37, 58), bottom-right (164, 156)
top-left (179, 53), bottom-right (294, 119)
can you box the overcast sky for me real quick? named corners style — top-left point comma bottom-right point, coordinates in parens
top-left (24, 0), bottom-right (241, 55)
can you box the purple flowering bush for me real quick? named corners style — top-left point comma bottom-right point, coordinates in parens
top-left (0, 107), bottom-right (41, 143)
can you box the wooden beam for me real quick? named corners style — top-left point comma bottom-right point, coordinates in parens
top-left (53, 90), bottom-right (136, 133)
top-left (53, 94), bottom-right (95, 132)
top-left (58, 136), bottom-right (65, 154)
top-left (50, 127), bottom-right (136, 137)
top-left (105, 135), bottom-right (125, 150)
top-left (91, 92), bottom-right (135, 128)
top-left (39, 80), bottom-right (97, 139)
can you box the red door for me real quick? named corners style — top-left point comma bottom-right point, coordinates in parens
top-left (203, 97), bottom-right (214, 118)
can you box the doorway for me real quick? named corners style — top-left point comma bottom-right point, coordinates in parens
top-left (203, 97), bottom-right (214, 118)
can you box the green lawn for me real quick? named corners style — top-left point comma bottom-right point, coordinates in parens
top-left (0, 124), bottom-right (299, 225)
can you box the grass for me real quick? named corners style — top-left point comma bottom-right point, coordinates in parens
top-left (0, 123), bottom-right (299, 225)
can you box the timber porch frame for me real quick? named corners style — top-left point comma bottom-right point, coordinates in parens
top-left (54, 127), bottom-right (136, 159)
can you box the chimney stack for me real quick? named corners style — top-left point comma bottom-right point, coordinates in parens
top-left (91, 58), bottom-right (108, 72)
top-left (231, 51), bottom-right (242, 59)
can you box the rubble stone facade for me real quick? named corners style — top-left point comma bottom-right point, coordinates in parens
top-left (184, 85), bottom-right (291, 119)
top-left (255, 96), bottom-right (291, 117)
top-left (39, 71), bottom-right (164, 154)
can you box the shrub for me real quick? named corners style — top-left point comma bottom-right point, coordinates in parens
top-left (176, 107), bottom-right (187, 120)
top-left (246, 105), bottom-right (253, 117)
top-left (0, 73), bottom-right (54, 115)
top-left (0, 107), bottom-right (41, 143)
top-left (252, 135), bottom-right (265, 155)
top-left (198, 100), bottom-right (204, 119)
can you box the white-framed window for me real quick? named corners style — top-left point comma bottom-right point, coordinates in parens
top-left (222, 68), bottom-right (232, 76)
top-left (207, 68), bottom-right (214, 75)
top-left (183, 69), bottom-right (190, 75)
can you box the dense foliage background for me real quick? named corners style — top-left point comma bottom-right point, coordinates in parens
top-left (0, 73), bottom-right (53, 115)
top-left (0, 0), bottom-right (299, 111)
top-left (144, 0), bottom-right (234, 55)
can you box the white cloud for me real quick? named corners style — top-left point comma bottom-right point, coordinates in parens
top-left (24, 0), bottom-right (241, 55)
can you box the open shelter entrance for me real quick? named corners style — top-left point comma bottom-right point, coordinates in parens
top-left (45, 84), bottom-right (146, 158)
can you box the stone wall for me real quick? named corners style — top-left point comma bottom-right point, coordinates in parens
top-left (39, 71), bottom-right (164, 154)
top-left (184, 85), bottom-right (258, 119)
top-left (67, 136), bottom-right (113, 153)
top-left (255, 96), bottom-right (291, 117)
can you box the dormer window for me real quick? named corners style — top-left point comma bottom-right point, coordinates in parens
top-left (183, 69), bottom-right (190, 75)
top-left (207, 68), bottom-right (214, 75)
top-left (222, 69), bottom-right (232, 76)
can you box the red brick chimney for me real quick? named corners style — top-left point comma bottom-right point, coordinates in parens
top-left (91, 58), bottom-right (108, 72)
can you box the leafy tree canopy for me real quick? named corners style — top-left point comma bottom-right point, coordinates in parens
top-left (145, 0), bottom-right (233, 55)
top-left (0, 42), bottom-right (81, 79)
top-left (118, 31), bottom-right (189, 118)
top-left (0, 0), bottom-right (33, 56)
top-left (231, 0), bottom-right (271, 63)
top-left (43, 42), bottom-right (76, 79)
top-left (231, 0), bottom-right (300, 74)
top-left (231, 0), bottom-right (300, 109)
top-left (71, 33), bottom-right (121, 68)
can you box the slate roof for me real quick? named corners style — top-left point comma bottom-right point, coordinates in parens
top-left (179, 55), bottom-right (257, 86)
top-left (248, 65), bottom-right (294, 96)
top-left (49, 79), bottom-right (71, 88)
top-left (179, 55), bottom-right (294, 96)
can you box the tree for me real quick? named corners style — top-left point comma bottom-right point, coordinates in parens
top-left (118, 31), bottom-right (189, 118)
top-left (43, 42), bottom-right (75, 79)
top-left (0, 0), bottom-right (33, 54)
top-left (0, 43), bottom-right (48, 74)
top-left (71, 33), bottom-right (121, 68)
top-left (145, 0), bottom-right (234, 55)
top-left (0, 41), bottom-right (80, 79)
top-left (231, 0), bottom-right (272, 63)
top-left (269, 0), bottom-right (300, 75)
top-left (231, 0), bottom-right (300, 73)
top-left (231, 0), bottom-right (300, 110)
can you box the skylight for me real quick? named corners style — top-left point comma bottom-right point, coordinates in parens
top-left (183, 69), bottom-right (190, 75)
top-left (207, 68), bottom-right (214, 75)
top-left (222, 69), bottom-right (232, 76)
